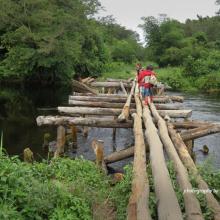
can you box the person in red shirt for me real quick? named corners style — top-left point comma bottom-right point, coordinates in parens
top-left (138, 65), bottom-right (157, 105)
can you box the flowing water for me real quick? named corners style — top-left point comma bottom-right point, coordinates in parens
top-left (0, 86), bottom-right (219, 168)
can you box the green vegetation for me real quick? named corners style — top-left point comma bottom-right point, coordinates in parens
top-left (139, 2), bottom-right (220, 93)
top-left (0, 0), bottom-right (144, 84)
top-left (0, 153), bottom-right (220, 219)
top-left (0, 0), bottom-right (220, 93)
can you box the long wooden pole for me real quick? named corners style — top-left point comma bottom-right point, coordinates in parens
top-left (150, 103), bottom-right (203, 220)
top-left (36, 116), bottom-right (133, 128)
top-left (127, 113), bottom-right (151, 220)
top-left (104, 146), bottom-right (134, 164)
top-left (69, 100), bottom-right (136, 109)
top-left (143, 105), bottom-right (183, 220)
top-left (167, 123), bottom-right (220, 220)
top-left (157, 110), bottom-right (192, 118)
top-left (90, 81), bottom-right (132, 88)
top-left (118, 81), bottom-right (136, 122)
top-left (72, 79), bottom-right (98, 95)
top-left (120, 81), bottom-right (128, 95)
top-left (54, 126), bottom-right (66, 158)
top-left (72, 92), bottom-right (184, 102)
top-left (181, 125), bottom-right (220, 141)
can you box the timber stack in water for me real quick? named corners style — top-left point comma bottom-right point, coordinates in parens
top-left (36, 77), bottom-right (220, 219)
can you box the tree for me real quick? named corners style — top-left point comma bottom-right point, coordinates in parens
top-left (0, 0), bottom-right (103, 82)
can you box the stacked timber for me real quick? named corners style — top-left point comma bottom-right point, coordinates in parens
top-left (36, 77), bottom-right (220, 219)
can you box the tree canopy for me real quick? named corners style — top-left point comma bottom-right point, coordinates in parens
top-left (0, 0), bottom-right (143, 83)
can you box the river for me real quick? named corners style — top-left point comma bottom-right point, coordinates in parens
top-left (0, 86), bottom-right (219, 168)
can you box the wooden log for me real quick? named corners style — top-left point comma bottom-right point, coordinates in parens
top-left (87, 77), bottom-right (95, 84)
top-left (104, 146), bottom-right (134, 164)
top-left (167, 123), bottom-right (220, 220)
top-left (82, 114), bottom-right (89, 137)
top-left (181, 125), bottom-right (220, 141)
top-left (155, 103), bottom-right (183, 110)
top-left (142, 105), bottom-right (183, 220)
top-left (118, 81), bottom-right (136, 122)
top-left (120, 81), bottom-right (128, 95)
top-left (157, 95), bottom-right (184, 102)
top-left (157, 86), bottom-right (165, 96)
top-left (36, 116), bottom-right (133, 128)
top-left (23, 148), bottom-right (34, 163)
top-left (127, 113), bottom-right (151, 220)
top-left (72, 92), bottom-right (128, 97)
top-left (113, 116), bottom-right (117, 141)
top-left (107, 78), bottom-right (132, 83)
top-left (152, 97), bottom-right (171, 103)
top-left (150, 103), bottom-right (203, 220)
top-left (90, 81), bottom-right (132, 88)
top-left (81, 77), bottom-right (92, 84)
top-left (104, 146), bottom-right (150, 164)
top-left (69, 95), bottom-right (131, 103)
top-left (54, 126), bottom-right (66, 158)
top-left (69, 100), bottom-right (136, 109)
top-left (70, 125), bottom-right (77, 149)
top-left (69, 95), bottom-right (176, 104)
top-left (172, 121), bottom-right (219, 129)
top-left (58, 106), bottom-right (134, 116)
top-left (72, 79), bottom-right (98, 95)
top-left (157, 110), bottom-right (192, 118)
top-left (91, 139), bottom-right (107, 174)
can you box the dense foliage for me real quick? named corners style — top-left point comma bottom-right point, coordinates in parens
top-left (138, 1), bottom-right (220, 93)
top-left (0, 0), bottom-right (143, 83)
top-left (0, 153), bottom-right (220, 219)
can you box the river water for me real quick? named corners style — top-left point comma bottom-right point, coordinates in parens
top-left (0, 86), bottom-right (219, 168)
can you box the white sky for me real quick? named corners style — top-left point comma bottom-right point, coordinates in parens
top-left (98, 0), bottom-right (218, 41)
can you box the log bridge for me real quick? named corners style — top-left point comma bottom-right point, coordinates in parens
top-left (36, 78), bottom-right (220, 220)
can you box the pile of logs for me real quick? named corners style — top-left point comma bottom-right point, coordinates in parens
top-left (36, 77), bottom-right (220, 219)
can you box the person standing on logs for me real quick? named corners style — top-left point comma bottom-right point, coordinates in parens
top-left (138, 65), bottom-right (157, 105)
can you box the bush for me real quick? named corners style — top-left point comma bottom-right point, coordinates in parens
top-left (157, 67), bottom-right (193, 91)
top-left (195, 72), bottom-right (220, 93)
top-left (184, 50), bottom-right (220, 76)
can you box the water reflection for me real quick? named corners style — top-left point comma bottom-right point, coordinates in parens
top-left (0, 86), bottom-right (71, 158)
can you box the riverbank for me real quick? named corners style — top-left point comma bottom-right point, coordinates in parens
top-left (0, 154), bottom-right (219, 220)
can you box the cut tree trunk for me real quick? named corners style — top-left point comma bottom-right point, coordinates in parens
top-left (58, 106), bottom-right (136, 116)
top-left (104, 147), bottom-right (134, 164)
top-left (157, 110), bottom-right (192, 118)
top-left (167, 123), bottom-right (220, 220)
top-left (69, 95), bottom-right (177, 104)
top-left (36, 116), bottom-right (133, 128)
top-left (107, 78), bottom-right (132, 83)
top-left (72, 79), bottom-right (98, 95)
top-left (150, 103), bottom-right (203, 220)
top-left (68, 100), bottom-right (136, 109)
top-left (69, 95), bottom-right (131, 103)
top-left (120, 81), bottom-right (128, 95)
top-left (155, 103), bottom-right (183, 110)
top-left (181, 125), bottom-right (220, 141)
top-left (172, 121), bottom-right (218, 129)
top-left (118, 81), bottom-right (136, 122)
top-left (127, 113), bottom-right (151, 220)
top-left (54, 126), bottom-right (66, 158)
top-left (157, 95), bottom-right (184, 102)
top-left (142, 105), bottom-right (183, 220)
top-left (90, 81), bottom-right (132, 88)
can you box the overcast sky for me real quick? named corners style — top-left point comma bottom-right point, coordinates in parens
top-left (98, 0), bottom-right (218, 41)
